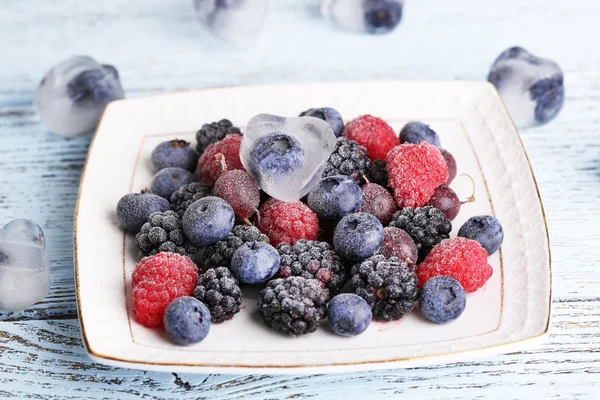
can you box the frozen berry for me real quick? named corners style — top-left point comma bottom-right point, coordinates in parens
top-left (322, 137), bottom-right (372, 183)
top-left (334, 212), bottom-right (383, 261)
top-left (307, 175), bottom-right (362, 220)
top-left (230, 241), bottom-right (280, 284)
top-left (419, 276), bottom-right (466, 324)
top-left (427, 185), bottom-right (460, 221)
top-left (399, 122), bottom-right (441, 147)
top-left (386, 142), bottom-right (448, 208)
top-left (379, 227), bottom-right (418, 266)
top-left (163, 297), bottom-right (211, 345)
top-left (170, 182), bottom-right (213, 217)
top-left (151, 139), bottom-right (198, 172)
top-left (256, 199), bottom-right (319, 246)
top-left (182, 196), bottom-right (235, 247)
top-left (132, 252), bottom-right (198, 293)
top-left (201, 225), bottom-right (268, 271)
top-left (440, 149), bottom-right (457, 184)
top-left (300, 107), bottom-right (344, 137)
top-left (197, 134), bottom-right (244, 185)
top-left (359, 182), bottom-right (396, 225)
top-left (366, 159), bottom-right (390, 189)
top-left (343, 115), bottom-right (399, 160)
top-left (117, 189), bottom-right (169, 232)
top-left (193, 267), bottom-right (242, 323)
top-left (327, 294), bottom-right (372, 336)
top-left (150, 167), bottom-right (195, 199)
top-left (247, 133), bottom-right (304, 183)
top-left (417, 238), bottom-right (493, 293)
top-left (195, 119), bottom-right (241, 155)
top-left (135, 211), bottom-right (198, 258)
top-left (458, 215), bottom-right (504, 255)
top-left (214, 167), bottom-right (260, 222)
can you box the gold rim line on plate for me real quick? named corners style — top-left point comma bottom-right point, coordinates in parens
top-left (73, 80), bottom-right (552, 369)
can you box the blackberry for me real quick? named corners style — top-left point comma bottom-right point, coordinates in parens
top-left (193, 267), bottom-right (242, 323)
top-left (367, 159), bottom-right (389, 189)
top-left (258, 276), bottom-right (328, 335)
top-left (170, 182), bottom-right (213, 217)
top-left (135, 210), bottom-right (198, 259)
top-left (201, 225), bottom-right (269, 271)
top-left (388, 206), bottom-right (452, 262)
top-left (276, 240), bottom-right (347, 296)
top-left (350, 254), bottom-right (418, 321)
top-left (322, 137), bottom-right (371, 183)
top-left (195, 119), bottom-right (242, 154)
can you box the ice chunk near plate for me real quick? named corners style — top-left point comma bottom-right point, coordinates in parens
top-left (34, 55), bottom-right (124, 137)
top-left (193, 0), bottom-right (268, 48)
top-left (488, 47), bottom-right (564, 128)
top-left (322, 0), bottom-right (403, 34)
top-left (0, 219), bottom-right (50, 311)
top-left (240, 114), bottom-right (337, 202)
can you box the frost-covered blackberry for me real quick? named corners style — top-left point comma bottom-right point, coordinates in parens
top-left (135, 210), bottom-right (198, 259)
top-left (170, 182), bottom-right (212, 217)
top-left (193, 267), bottom-right (242, 323)
top-left (322, 137), bottom-right (371, 184)
top-left (202, 225), bottom-right (269, 271)
top-left (195, 119), bottom-right (242, 155)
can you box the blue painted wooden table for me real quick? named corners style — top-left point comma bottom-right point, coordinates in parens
top-left (1, 0), bottom-right (599, 398)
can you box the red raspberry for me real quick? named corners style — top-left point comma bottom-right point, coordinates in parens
top-left (197, 134), bottom-right (244, 185)
top-left (386, 142), bottom-right (448, 208)
top-left (343, 115), bottom-right (399, 160)
top-left (359, 183), bottom-right (396, 225)
top-left (131, 252), bottom-right (198, 327)
top-left (417, 237), bottom-right (493, 293)
top-left (257, 199), bottom-right (319, 246)
top-left (214, 169), bottom-right (260, 222)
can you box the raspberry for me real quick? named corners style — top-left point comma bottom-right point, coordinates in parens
top-left (386, 142), bottom-right (448, 208)
top-left (359, 183), bottom-right (396, 225)
top-left (343, 115), bottom-right (399, 160)
top-left (131, 252), bottom-right (198, 328)
top-left (257, 198), bottom-right (319, 246)
top-left (214, 169), bottom-right (260, 221)
top-left (417, 237), bottom-right (493, 293)
top-left (197, 134), bottom-right (244, 185)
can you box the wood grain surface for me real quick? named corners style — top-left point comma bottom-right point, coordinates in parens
top-left (1, 0), bottom-right (599, 398)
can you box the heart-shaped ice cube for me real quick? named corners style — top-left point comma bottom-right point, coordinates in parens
top-left (240, 114), bottom-right (337, 202)
top-left (322, 0), bottom-right (404, 35)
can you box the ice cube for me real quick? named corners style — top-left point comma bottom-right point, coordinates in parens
top-left (488, 47), bottom-right (564, 128)
top-left (34, 55), bottom-right (124, 137)
top-left (240, 114), bottom-right (337, 202)
top-left (322, 0), bottom-right (404, 34)
top-left (0, 219), bottom-right (50, 311)
top-left (193, 0), bottom-right (268, 48)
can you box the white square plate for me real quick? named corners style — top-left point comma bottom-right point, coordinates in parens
top-left (74, 81), bottom-right (551, 374)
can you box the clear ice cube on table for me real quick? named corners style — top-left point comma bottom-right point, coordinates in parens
top-left (193, 0), bottom-right (268, 48)
top-left (34, 55), bottom-right (124, 137)
top-left (322, 0), bottom-right (404, 34)
top-left (240, 114), bottom-right (337, 202)
top-left (0, 219), bottom-right (49, 311)
top-left (488, 47), bottom-right (564, 129)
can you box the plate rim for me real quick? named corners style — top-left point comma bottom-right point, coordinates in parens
top-left (73, 80), bottom-right (552, 373)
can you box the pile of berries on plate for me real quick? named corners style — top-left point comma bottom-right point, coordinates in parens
top-left (117, 110), bottom-right (505, 345)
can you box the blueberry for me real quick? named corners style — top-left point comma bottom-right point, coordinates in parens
top-left (163, 296), bottom-right (211, 345)
top-left (327, 293), bottom-right (372, 336)
top-left (458, 215), bottom-right (504, 255)
top-left (116, 190), bottom-right (170, 232)
top-left (363, 0), bottom-right (403, 35)
top-left (67, 66), bottom-right (121, 107)
top-left (248, 133), bottom-right (304, 181)
top-left (333, 212), bottom-right (383, 261)
top-left (530, 75), bottom-right (565, 124)
top-left (300, 107), bottom-right (344, 137)
top-left (151, 139), bottom-right (198, 172)
top-left (150, 167), bottom-right (195, 199)
top-left (230, 241), bottom-right (280, 284)
top-left (419, 276), bottom-right (466, 324)
top-left (182, 196), bottom-right (235, 246)
top-left (399, 122), bottom-right (441, 147)
top-left (308, 175), bottom-right (362, 220)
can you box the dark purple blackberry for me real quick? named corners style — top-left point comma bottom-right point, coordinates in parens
top-left (258, 276), bottom-right (328, 335)
top-left (350, 254), bottom-right (418, 321)
top-left (322, 137), bottom-right (372, 183)
top-left (388, 206), bottom-right (452, 262)
top-left (195, 119), bottom-right (242, 154)
top-left (135, 210), bottom-right (198, 259)
top-left (201, 225), bottom-right (269, 271)
top-left (276, 240), bottom-right (347, 296)
top-left (170, 182), bottom-right (213, 217)
top-left (367, 159), bottom-right (390, 189)
top-left (193, 267), bottom-right (242, 323)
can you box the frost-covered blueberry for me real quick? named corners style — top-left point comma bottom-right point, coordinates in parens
top-left (399, 122), bottom-right (441, 147)
top-left (333, 212), bottom-right (383, 261)
top-left (182, 196), bottom-right (235, 246)
top-left (116, 190), bottom-right (170, 232)
top-left (300, 107), bottom-right (344, 137)
top-left (419, 276), bottom-right (466, 324)
top-left (150, 167), bottom-right (195, 199)
top-left (457, 215), bottom-right (504, 255)
top-left (151, 139), bottom-right (198, 172)
top-left (163, 296), bottom-right (211, 345)
top-left (230, 241), bottom-right (280, 284)
top-left (308, 175), bottom-right (362, 220)
top-left (327, 293), bottom-right (372, 336)
top-left (248, 133), bottom-right (305, 181)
